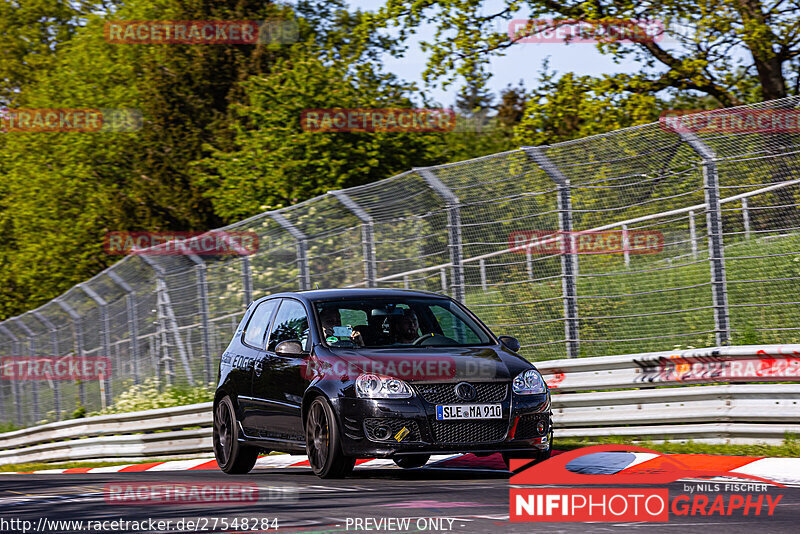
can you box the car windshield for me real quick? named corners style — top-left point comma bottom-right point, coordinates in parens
top-left (313, 296), bottom-right (493, 348)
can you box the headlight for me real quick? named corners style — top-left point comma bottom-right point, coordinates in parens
top-left (355, 374), bottom-right (413, 399)
top-left (512, 369), bottom-right (546, 395)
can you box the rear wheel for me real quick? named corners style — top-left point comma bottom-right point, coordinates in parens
top-left (213, 396), bottom-right (259, 474)
top-left (305, 397), bottom-right (355, 478)
top-left (393, 454), bottom-right (430, 469)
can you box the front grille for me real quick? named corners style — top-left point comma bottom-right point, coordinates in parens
top-left (430, 420), bottom-right (508, 443)
top-left (515, 413), bottom-right (550, 439)
top-left (414, 382), bottom-right (508, 404)
top-left (364, 418), bottom-right (421, 442)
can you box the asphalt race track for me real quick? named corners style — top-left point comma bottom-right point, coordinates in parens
top-left (1, 464), bottom-right (798, 533)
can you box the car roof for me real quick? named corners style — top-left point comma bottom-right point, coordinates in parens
top-left (253, 287), bottom-right (451, 304)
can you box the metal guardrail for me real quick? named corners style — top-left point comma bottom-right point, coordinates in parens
top-left (0, 345), bottom-right (797, 465)
top-left (0, 403), bottom-right (212, 465)
top-left (541, 344), bottom-right (800, 445)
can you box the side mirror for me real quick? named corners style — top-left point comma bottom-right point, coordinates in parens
top-left (275, 340), bottom-right (306, 356)
top-left (498, 335), bottom-right (521, 352)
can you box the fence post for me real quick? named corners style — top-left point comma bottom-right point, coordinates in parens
top-left (78, 284), bottom-right (113, 406)
top-left (241, 255), bottom-right (253, 306)
top-left (0, 324), bottom-right (23, 426)
top-left (621, 224), bottom-right (630, 267)
top-left (106, 271), bottom-right (141, 385)
top-left (139, 256), bottom-right (195, 385)
top-left (689, 210), bottom-right (698, 258)
top-left (187, 254), bottom-right (213, 385)
top-left (330, 190), bottom-right (377, 287)
top-left (13, 318), bottom-right (40, 424)
top-left (32, 310), bottom-right (61, 419)
top-left (417, 168), bottom-right (465, 302)
top-left (271, 212), bottom-right (311, 290)
top-left (524, 147), bottom-right (580, 358)
top-left (677, 132), bottom-right (731, 346)
top-left (741, 198), bottom-right (751, 240)
top-left (55, 299), bottom-right (87, 408)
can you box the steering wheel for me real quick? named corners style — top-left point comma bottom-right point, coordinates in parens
top-left (412, 333), bottom-right (458, 346)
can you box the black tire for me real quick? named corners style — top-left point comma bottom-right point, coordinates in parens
top-left (213, 396), bottom-right (259, 474)
top-left (305, 396), bottom-right (355, 478)
top-left (393, 454), bottom-right (430, 469)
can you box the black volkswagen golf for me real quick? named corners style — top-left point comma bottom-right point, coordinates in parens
top-left (213, 288), bottom-right (552, 478)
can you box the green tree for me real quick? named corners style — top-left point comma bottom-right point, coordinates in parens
top-left (514, 69), bottom-right (665, 146)
top-left (193, 49), bottom-right (449, 221)
top-left (362, 0), bottom-right (800, 105)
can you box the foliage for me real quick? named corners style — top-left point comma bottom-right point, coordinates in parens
top-left (362, 0), bottom-right (800, 105)
top-left (514, 67), bottom-right (667, 146)
top-left (192, 49), bottom-right (449, 220)
top-left (91, 377), bottom-right (213, 415)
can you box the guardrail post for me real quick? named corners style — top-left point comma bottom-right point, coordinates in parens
top-left (417, 168), bottom-right (465, 302)
top-left (106, 271), bottom-right (141, 385)
top-left (524, 147), bottom-right (580, 358)
top-left (13, 318), bottom-right (40, 424)
top-left (270, 212), bottom-right (311, 290)
top-left (0, 324), bottom-right (23, 426)
top-left (54, 300), bottom-right (87, 408)
top-left (677, 132), bottom-right (731, 345)
top-left (187, 255), bottom-right (213, 384)
top-left (78, 284), bottom-right (113, 406)
top-left (241, 255), bottom-right (253, 306)
top-left (32, 311), bottom-right (61, 419)
top-left (139, 257), bottom-right (194, 385)
top-left (330, 190), bottom-right (377, 287)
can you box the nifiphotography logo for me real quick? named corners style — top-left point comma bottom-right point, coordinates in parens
top-left (510, 444), bottom-right (784, 522)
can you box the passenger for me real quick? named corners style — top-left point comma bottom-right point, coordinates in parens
top-left (393, 309), bottom-right (420, 344)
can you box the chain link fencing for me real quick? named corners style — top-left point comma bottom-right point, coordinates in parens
top-left (1, 98), bottom-right (800, 428)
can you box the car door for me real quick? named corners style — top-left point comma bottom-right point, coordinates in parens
top-left (249, 298), bottom-right (310, 443)
top-left (236, 298), bottom-right (279, 434)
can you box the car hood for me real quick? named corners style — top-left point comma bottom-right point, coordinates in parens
top-left (313, 345), bottom-right (534, 383)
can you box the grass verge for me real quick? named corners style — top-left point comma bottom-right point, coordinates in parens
top-left (0, 458), bottom-right (177, 473)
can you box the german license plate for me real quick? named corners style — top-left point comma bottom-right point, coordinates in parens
top-left (435, 404), bottom-right (502, 420)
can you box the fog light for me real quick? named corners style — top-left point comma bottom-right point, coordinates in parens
top-left (375, 426), bottom-right (391, 440)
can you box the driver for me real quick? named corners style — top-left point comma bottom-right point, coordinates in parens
top-left (320, 307), bottom-right (364, 346)
top-left (393, 309), bottom-right (420, 344)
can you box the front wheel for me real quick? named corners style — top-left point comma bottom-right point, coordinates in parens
top-left (213, 396), bottom-right (259, 474)
top-left (305, 397), bottom-right (355, 478)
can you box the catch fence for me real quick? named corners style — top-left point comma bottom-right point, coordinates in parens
top-left (1, 98), bottom-right (800, 427)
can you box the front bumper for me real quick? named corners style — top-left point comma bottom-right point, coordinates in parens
top-left (333, 385), bottom-right (551, 458)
